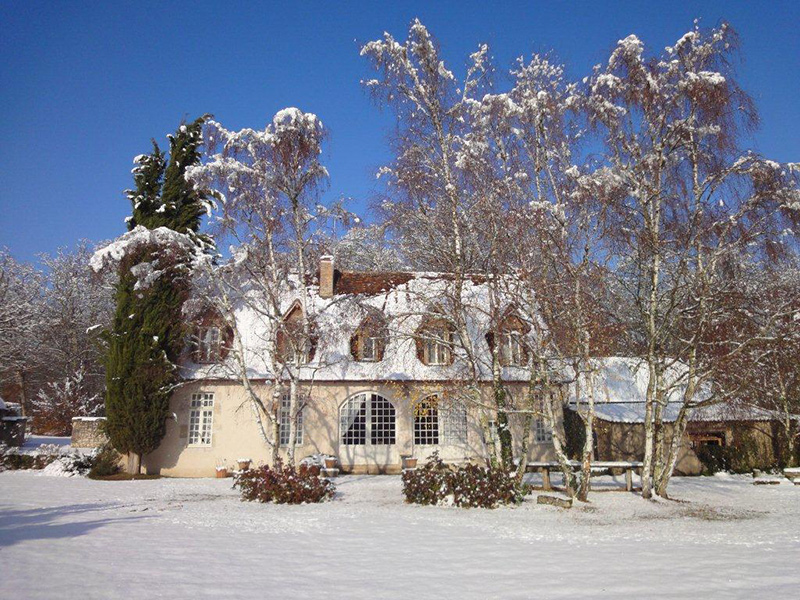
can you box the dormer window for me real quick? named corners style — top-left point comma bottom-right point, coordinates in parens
top-left (500, 331), bottom-right (525, 366)
top-left (487, 310), bottom-right (530, 367)
top-left (350, 311), bottom-right (388, 362)
top-left (276, 303), bottom-right (317, 365)
top-left (196, 326), bottom-right (221, 363)
top-left (417, 319), bottom-right (455, 366)
top-left (424, 329), bottom-right (451, 365)
top-left (361, 336), bottom-right (379, 361)
top-left (191, 309), bottom-right (231, 364)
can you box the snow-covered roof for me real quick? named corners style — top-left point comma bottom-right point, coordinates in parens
top-left (564, 357), bottom-right (782, 423)
top-left (569, 356), bottom-right (698, 405)
top-left (182, 269), bottom-right (538, 383)
top-left (585, 401), bottom-right (786, 424)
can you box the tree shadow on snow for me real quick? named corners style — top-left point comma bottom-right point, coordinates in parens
top-left (0, 502), bottom-right (152, 548)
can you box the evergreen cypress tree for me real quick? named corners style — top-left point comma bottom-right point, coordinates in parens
top-left (105, 115), bottom-right (211, 473)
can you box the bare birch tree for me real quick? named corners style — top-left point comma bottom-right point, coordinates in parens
top-left (584, 22), bottom-right (800, 497)
top-left (187, 108), bottom-right (336, 466)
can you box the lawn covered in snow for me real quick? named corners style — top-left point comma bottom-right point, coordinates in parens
top-left (1, 471), bottom-right (798, 599)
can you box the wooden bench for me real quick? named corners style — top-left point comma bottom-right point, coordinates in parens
top-left (526, 460), bottom-right (644, 492)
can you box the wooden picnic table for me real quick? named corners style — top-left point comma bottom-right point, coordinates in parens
top-left (526, 460), bottom-right (644, 492)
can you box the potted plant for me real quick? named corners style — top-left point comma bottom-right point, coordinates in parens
top-left (237, 458), bottom-right (252, 471)
top-left (324, 456), bottom-right (337, 469)
top-left (402, 455), bottom-right (418, 470)
top-left (215, 465), bottom-right (228, 478)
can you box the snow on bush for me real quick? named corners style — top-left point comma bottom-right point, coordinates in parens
top-left (234, 460), bottom-right (336, 504)
top-left (402, 453), bottom-right (530, 509)
top-left (0, 442), bottom-right (99, 476)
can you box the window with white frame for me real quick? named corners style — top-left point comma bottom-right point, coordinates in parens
top-left (422, 327), bottom-right (452, 365)
top-left (370, 395), bottom-right (396, 445)
top-left (279, 394), bottom-right (304, 446)
top-left (500, 331), bottom-right (524, 366)
top-left (196, 326), bottom-right (221, 363)
top-left (414, 396), bottom-right (468, 446)
top-left (351, 312), bottom-right (388, 362)
top-left (414, 397), bottom-right (439, 445)
top-left (441, 401), bottom-right (468, 445)
top-left (534, 418), bottom-right (553, 443)
top-left (361, 336), bottom-right (378, 361)
top-left (340, 393), bottom-right (396, 446)
top-left (189, 392), bottom-right (214, 446)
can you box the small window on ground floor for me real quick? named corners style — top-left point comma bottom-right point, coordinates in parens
top-left (189, 392), bottom-right (214, 446)
top-left (487, 419), bottom-right (498, 444)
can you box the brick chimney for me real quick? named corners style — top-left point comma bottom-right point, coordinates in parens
top-left (319, 255), bottom-right (334, 298)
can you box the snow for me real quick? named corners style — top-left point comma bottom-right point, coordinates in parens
top-left (1, 472), bottom-right (798, 598)
top-left (184, 272), bottom-right (540, 383)
top-left (90, 225), bottom-right (199, 274)
top-left (22, 435), bottom-right (72, 450)
top-left (587, 401), bottom-right (784, 424)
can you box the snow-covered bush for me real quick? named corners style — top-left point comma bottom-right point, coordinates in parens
top-left (1, 444), bottom-right (61, 471)
top-left (402, 453), bottom-right (530, 509)
top-left (40, 451), bottom-right (96, 477)
top-left (1, 440), bottom-right (116, 479)
top-left (234, 460), bottom-right (335, 504)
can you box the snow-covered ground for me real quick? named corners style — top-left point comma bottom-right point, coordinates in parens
top-left (0, 471), bottom-right (798, 599)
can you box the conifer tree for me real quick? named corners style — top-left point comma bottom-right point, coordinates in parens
top-left (105, 115), bottom-right (211, 473)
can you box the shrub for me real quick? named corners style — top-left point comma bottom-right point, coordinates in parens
top-left (696, 444), bottom-right (727, 475)
top-left (695, 430), bottom-right (778, 475)
top-left (401, 454), bottom-right (449, 506)
top-left (402, 453), bottom-right (530, 509)
top-left (233, 460), bottom-right (336, 504)
top-left (88, 444), bottom-right (122, 479)
top-left (0, 445), bottom-right (59, 471)
top-left (726, 429), bottom-right (775, 474)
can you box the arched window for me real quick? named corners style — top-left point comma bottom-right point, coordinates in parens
top-left (350, 311), bottom-right (388, 362)
top-left (414, 395), bottom-right (468, 446)
top-left (340, 393), bottom-right (396, 445)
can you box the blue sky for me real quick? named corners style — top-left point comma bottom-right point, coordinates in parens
top-left (1, 1), bottom-right (798, 263)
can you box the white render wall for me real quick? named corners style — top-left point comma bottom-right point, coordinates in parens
top-left (145, 380), bottom-right (556, 477)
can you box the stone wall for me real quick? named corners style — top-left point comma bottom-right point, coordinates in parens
top-left (71, 417), bottom-right (108, 448)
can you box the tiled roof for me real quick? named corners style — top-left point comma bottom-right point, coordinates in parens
top-left (333, 271), bottom-right (415, 295)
